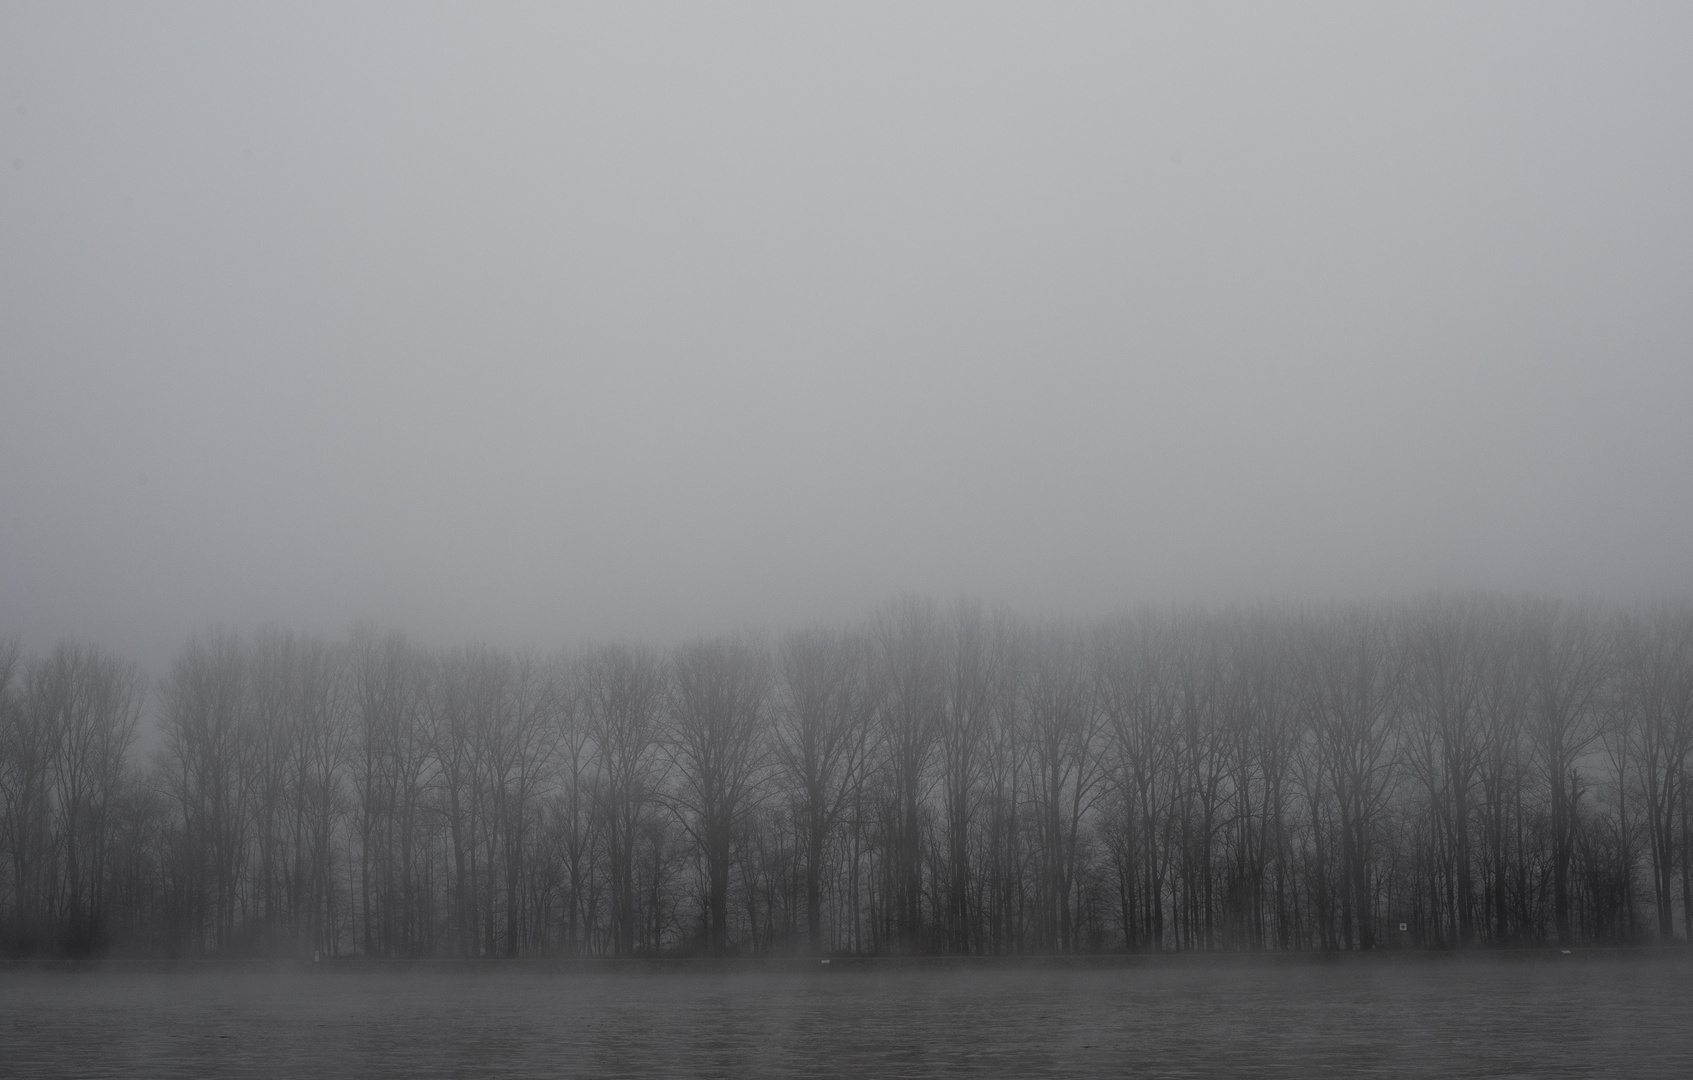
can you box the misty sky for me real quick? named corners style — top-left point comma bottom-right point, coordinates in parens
top-left (3, 3), bottom-right (1691, 670)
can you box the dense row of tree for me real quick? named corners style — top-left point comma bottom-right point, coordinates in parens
top-left (2, 596), bottom-right (1691, 958)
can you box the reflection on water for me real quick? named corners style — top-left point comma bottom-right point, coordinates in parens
top-left (3, 955), bottom-right (1690, 1078)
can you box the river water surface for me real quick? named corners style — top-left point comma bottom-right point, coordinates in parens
top-left (3, 953), bottom-right (1690, 1078)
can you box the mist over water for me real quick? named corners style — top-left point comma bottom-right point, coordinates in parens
top-left (4, 957), bottom-right (1691, 1079)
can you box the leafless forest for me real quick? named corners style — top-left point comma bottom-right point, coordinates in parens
top-left (3, 595), bottom-right (1691, 960)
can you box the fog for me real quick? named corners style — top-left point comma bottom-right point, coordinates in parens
top-left (4, 3), bottom-right (1691, 671)
top-left (5, 960), bottom-right (1692, 1078)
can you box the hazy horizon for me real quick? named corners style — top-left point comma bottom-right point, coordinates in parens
top-left (5, 3), bottom-right (1691, 674)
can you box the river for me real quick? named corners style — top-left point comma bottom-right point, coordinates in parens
top-left (3, 953), bottom-right (1689, 1077)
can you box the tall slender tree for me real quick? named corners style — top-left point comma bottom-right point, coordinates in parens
top-left (773, 626), bottom-right (875, 953)
top-left (665, 636), bottom-right (770, 956)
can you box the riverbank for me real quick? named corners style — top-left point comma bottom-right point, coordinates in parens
top-left (6, 943), bottom-right (1690, 973)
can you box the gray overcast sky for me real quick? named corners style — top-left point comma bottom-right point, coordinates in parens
top-left (3, 3), bottom-right (1691, 670)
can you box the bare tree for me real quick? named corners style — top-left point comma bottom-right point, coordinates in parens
top-left (46, 644), bottom-right (142, 954)
top-left (1476, 609), bottom-right (1531, 943)
top-left (1401, 597), bottom-right (1490, 945)
top-left (1167, 615), bottom-right (1230, 951)
top-left (159, 629), bottom-right (251, 955)
top-left (1023, 622), bottom-right (1107, 952)
top-left (247, 630), bottom-right (297, 952)
top-left (872, 596), bottom-right (943, 953)
top-left (1522, 602), bottom-right (1610, 945)
top-left (773, 626), bottom-right (875, 953)
top-left (2, 640), bottom-right (55, 952)
top-left (1216, 612), bottom-right (1297, 949)
top-left (1095, 612), bottom-right (1178, 951)
top-left (551, 655), bottom-right (598, 954)
top-left (7, 596), bottom-right (1688, 958)
top-left (935, 601), bottom-right (1006, 954)
top-left (665, 636), bottom-right (770, 956)
top-left (978, 636), bottom-right (1028, 954)
top-left (580, 643), bottom-right (666, 957)
top-left (281, 633), bottom-right (348, 958)
top-left (349, 627), bottom-right (428, 957)
top-left (424, 646), bottom-right (507, 956)
top-left (489, 653), bottom-right (559, 956)
top-left (1617, 605), bottom-right (1693, 941)
top-left (1299, 608), bottom-right (1399, 950)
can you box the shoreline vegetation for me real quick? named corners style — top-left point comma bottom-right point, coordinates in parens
top-left (5, 944), bottom-right (1692, 974)
top-left (3, 594), bottom-right (1691, 961)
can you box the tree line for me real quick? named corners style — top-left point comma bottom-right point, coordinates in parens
top-left (2, 595), bottom-right (1690, 959)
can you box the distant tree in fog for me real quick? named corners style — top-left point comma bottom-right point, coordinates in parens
top-left (159, 630), bottom-right (253, 955)
top-left (1401, 598), bottom-right (1489, 946)
top-left (873, 596), bottom-right (943, 953)
top-left (491, 655), bottom-right (559, 957)
top-left (2, 640), bottom-right (54, 951)
top-left (581, 644), bottom-right (665, 957)
top-left (247, 629), bottom-right (348, 956)
top-left (550, 662), bottom-right (597, 954)
top-left (5, 595), bottom-right (1692, 959)
top-left (277, 632), bottom-right (347, 958)
top-left (1298, 609), bottom-right (1398, 950)
top-left (1522, 603), bottom-right (1609, 945)
top-left (934, 601), bottom-right (1009, 955)
top-left (0, 642), bottom-right (140, 954)
top-left (1022, 622), bottom-right (1106, 952)
top-left (351, 628), bottom-right (427, 958)
top-left (774, 625), bottom-right (875, 954)
top-left (1095, 614), bottom-right (1178, 951)
top-left (664, 636), bottom-right (769, 956)
top-left (1475, 611), bottom-right (1532, 943)
top-left (1616, 607), bottom-right (1693, 941)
